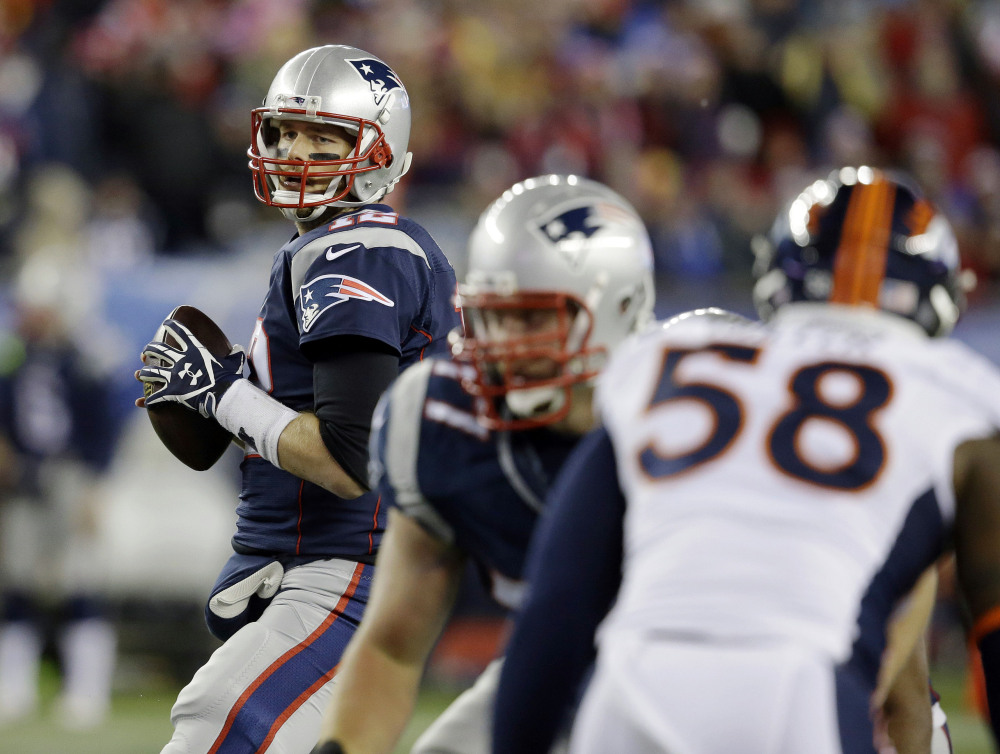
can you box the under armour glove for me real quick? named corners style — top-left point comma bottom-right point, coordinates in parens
top-left (139, 318), bottom-right (246, 419)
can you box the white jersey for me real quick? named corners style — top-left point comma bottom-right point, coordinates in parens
top-left (596, 303), bottom-right (1000, 663)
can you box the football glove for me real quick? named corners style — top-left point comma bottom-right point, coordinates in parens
top-left (139, 318), bottom-right (246, 419)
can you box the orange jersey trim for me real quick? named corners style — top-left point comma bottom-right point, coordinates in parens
top-left (971, 605), bottom-right (1000, 645)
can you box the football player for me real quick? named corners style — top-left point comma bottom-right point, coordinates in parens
top-left (136, 45), bottom-right (460, 753)
top-left (493, 166), bottom-right (1000, 754)
top-left (310, 175), bottom-right (656, 754)
top-left (0, 263), bottom-right (120, 729)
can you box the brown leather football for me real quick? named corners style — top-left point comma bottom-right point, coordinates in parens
top-left (143, 305), bottom-right (234, 471)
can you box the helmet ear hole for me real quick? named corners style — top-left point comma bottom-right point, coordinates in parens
top-left (616, 282), bottom-right (653, 334)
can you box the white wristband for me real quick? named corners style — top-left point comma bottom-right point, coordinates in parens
top-left (215, 379), bottom-right (298, 467)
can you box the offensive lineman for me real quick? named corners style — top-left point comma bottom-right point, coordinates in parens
top-left (136, 46), bottom-right (459, 752)
top-left (311, 175), bottom-right (656, 754)
top-left (493, 167), bottom-right (1000, 753)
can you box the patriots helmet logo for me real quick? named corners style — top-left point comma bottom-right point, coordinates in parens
top-left (347, 58), bottom-right (405, 107)
top-left (537, 200), bottom-right (641, 269)
top-left (537, 202), bottom-right (630, 270)
top-left (300, 273), bottom-right (395, 333)
top-left (538, 206), bottom-right (602, 244)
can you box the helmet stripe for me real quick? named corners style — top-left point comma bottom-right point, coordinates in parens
top-left (830, 176), bottom-right (896, 306)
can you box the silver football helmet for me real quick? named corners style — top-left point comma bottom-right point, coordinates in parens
top-left (248, 45), bottom-right (413, 222)
top-left (453, 175), bottom-right (655, 430)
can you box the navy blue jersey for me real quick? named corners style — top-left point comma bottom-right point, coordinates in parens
top-left (494, 427), bottom-right (624, 754)
top-left (370, 358), bottom-right (579, 608)
top-left (234, 205), bottom-right (460, 559)
top-left (0, 336), bottom-right (118, 496)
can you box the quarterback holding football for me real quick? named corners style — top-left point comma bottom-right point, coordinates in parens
top-left (136, 45), bottom-right (460, 753)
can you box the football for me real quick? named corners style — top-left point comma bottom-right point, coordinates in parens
top-left (143, 305), bottom-right (234, 471)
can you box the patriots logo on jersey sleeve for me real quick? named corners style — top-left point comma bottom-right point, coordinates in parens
top-left (347, 58), bottom-right (405, 107)
top-left (299, 274), bottom-right (395, 333)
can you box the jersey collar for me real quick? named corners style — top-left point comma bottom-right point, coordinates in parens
top-left (771, 302), bottom-right (929, 341)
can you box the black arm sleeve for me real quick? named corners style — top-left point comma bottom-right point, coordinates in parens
top-left (311, 336), bottom-right (400, 492)
top-left (493, 426), bottom-right (625, 754)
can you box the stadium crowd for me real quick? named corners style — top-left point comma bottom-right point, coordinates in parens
top-left (2, 0), bottom-right (1000, 286)
top-left (1, 0), bottom-right (1000, 746)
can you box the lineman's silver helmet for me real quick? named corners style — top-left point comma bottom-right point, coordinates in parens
top-left (453, 175), bottom-right (655, 429)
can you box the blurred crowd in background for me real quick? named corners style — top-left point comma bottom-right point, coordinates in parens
top-left (6, 0), bottom-right (1000, 281)
top-left (0, 0), bottom-right (1000, 720)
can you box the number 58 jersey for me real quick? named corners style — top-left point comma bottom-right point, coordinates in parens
top-left (596, 304), bottom-right (1000, 678)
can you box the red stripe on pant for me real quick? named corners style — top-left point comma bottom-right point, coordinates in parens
top-left (207, 562), bottom-right (365, 754)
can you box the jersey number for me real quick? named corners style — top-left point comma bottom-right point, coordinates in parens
top-left (327, 209), bottom-right (399, 230)
top-left (639, 345), bottom-right (892, 491)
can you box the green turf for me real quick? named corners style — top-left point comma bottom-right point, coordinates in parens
top-left (0, 659), bottom-right (992, 753)
top-left (0, 661), bottom-right (461, 754)
top-left (927, 660), bottom-right (994, 754)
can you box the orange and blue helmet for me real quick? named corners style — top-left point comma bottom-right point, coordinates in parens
top-left (752, 166), bottom-right (969, 336)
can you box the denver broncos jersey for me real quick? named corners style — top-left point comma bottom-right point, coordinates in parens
top-left (595, 303), bottom-right (1000, 686)
top-left (370, 357), bottom-right (579, 609)
top-left (233, 204), bottom-right (460, 559)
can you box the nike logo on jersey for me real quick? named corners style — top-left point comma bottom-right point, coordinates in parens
top-left (299, 274), bottom-right (395, 333)
top-left (325, 243), bottom-right (362, 262)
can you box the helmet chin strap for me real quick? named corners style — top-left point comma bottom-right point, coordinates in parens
top-left (278, 200), bottom-right (329, 223)
top-left (505, 385), bottom-right (565, 419)
top-left (273, 173), bottom-right (347, 222)
top-left (567, 272), bottom-right (607, 353)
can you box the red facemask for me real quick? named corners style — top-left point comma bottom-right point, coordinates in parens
top-left (248, 108), bottom-right (393, 209)
top-left (453, 290), bottom-right (602, 430)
